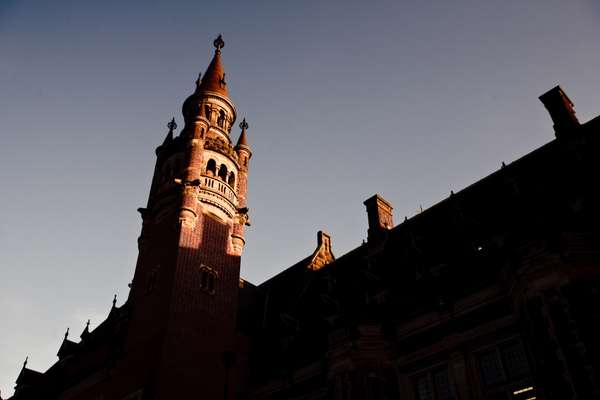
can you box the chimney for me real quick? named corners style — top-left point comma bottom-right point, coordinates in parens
top-left (364, 194), bottom-right (393, 241)
top-left (539, 86), bottom-right (579, 137)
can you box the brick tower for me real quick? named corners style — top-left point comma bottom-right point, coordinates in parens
top-left (124, 35), bottom-right (251, 399)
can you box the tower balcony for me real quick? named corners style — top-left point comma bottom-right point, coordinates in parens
top-left (198, 174), bottom-right (238, 219)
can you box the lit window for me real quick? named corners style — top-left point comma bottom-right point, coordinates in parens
top-left (477, 340), bottom-right (535, 400)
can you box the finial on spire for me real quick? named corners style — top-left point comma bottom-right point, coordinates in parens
top-left (112, 294), bottom-right (117, 308)
top-left (64, 327), bottom-right (69, 340)
top-left (213, 34), bottom-right (225, 52)
top-left (167, 117), bottom-right (177, 133)
top-left (195, 72), bottom-right (202, 87)
top-left (160, 118), bottom-right (176, 148)
top-left (23, 356), bottom-right (28, 369)
top-left (239, 118), bottom-right (249, 131)
top-left (81, 319), bottom-right (91, 340)
top-left (236, 118), bottom-right (250, 149)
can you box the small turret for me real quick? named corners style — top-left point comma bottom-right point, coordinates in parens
top-left (57, 328), bottom-right (78, 360)
top-left (196, 35), bottom-right (229, 98)
top-left (80, 319), bottom-right (91, 341)
top-left (181, 35), bottom-right (236, 143)
top-left (235, 118), bottom-right (250, 149)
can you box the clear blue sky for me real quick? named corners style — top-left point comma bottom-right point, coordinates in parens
top-left (1, 0), bottom-right (599, 395)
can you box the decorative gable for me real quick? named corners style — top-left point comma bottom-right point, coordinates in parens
top-left (307, 231), bottom-right (335, 271)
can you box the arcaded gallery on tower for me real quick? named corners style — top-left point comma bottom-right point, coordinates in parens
top-left (8, 36), bottom-right (600, 400)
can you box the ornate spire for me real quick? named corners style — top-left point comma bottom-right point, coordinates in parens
top-left (167, 117), bottom-right (177, 133)
top-left (236, 118), bottom-right (249, 148)
top-left (157, 118), bottom-right (177, 153)
top-left (196, 35), bottom-right (229, 97)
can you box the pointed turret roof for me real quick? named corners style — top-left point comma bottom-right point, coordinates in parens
top-left (197, 35), bottom-right (229, 98)
top-left (236, 118), bottom-right (250, 149)
top-left (162, 118), bottom-right (177, 145)
top-left (80, 319), bottom-right (91, 340)
top-left (15, 357), bottom-right (43, 388)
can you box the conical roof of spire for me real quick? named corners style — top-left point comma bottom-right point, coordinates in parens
top-left (197, 35), bottom-right (229, 98)
top-left (236, 118), bottom-right (250, 149)
top-left (162, 118), bottom-right (176, 145)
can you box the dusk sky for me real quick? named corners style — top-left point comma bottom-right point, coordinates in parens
top-left (1, 0), bottom-right (599, 395)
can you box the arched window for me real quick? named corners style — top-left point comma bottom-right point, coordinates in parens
top-left (199, 265), bottom-right (217, 295)
top-left (218, 164), bottom-right (228, 181)
top-left (206, 159), bottom-right (216, 176)
top-left (204, 105), bottom-right (211, 121)
top-left (217, 110), bottom-right (226, 128)
top-left (228, 172), bottom-right (235, 187)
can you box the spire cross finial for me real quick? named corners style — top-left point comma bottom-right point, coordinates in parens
top-left (64, 327), bottom-right (69, 340)
top-left (112, 294), bottom-right (117, 308)
top-left (86, 319), bottom-right (90, 329)
top-left (167, 118), bottom-right (177, 133)
top-left (239, 118), bottom-right (249, 131)
top-left (213, 34), bottom-right (225, 52)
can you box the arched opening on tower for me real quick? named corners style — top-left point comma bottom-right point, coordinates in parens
top-left (204, 105), bottom-right (211, 121)
top-left (218, 164), bottom-right (228, 181)
top-left (228, 172), bottom-right (235, 188)
top-left (206, 159), bottom-right (217, 176)
top-left (217, 110), bottom-right (226, 128)
top-left (199, 265), bottom-right (217, 295)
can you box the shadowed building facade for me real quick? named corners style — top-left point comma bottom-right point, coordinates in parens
top-left (7, 37), bottom-right (600, 400)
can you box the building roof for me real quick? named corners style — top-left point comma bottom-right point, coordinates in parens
top-left (196, 35), bottom-right (229, 98)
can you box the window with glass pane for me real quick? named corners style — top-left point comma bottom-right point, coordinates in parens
top-left (416, 375), bottom-right (434, 400)
top-left (480, 350), bottom-right (505, 385)
top-left (501, 343), bottom-right (529, 378)
top-left (415, 368), bottom-right (455, 400)
top-left (433, 369), bottom-right (453, 400)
